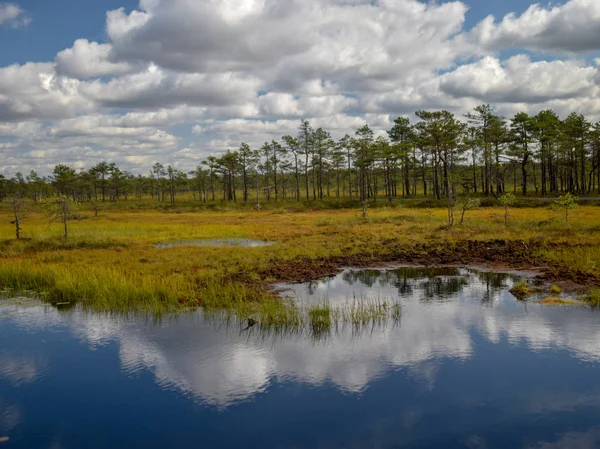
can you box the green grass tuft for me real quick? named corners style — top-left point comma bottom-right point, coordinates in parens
top-left (583, 289), bottom-right (600, 307)
top-left (510, 281), bottom-right (536, 300)
top-left (549, 284), bottom-right (562, 294)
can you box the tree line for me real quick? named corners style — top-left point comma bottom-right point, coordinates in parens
top-left (2, 105), bottom-right (600, 206)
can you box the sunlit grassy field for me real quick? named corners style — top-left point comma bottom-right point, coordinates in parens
top-left (1, 202), bottom-right (599, 316)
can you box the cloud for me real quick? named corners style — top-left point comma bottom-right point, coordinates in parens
top-left (0, 115), bottom-right (180, 175)
top-left (107, 0), bottom-right (469, 91)
top-left (3, 0), bottom-right (600, 174)
top-left (189, 113), bottom-right (393, 158)
top-left (438, 55), bottom-right (598, 103)
top-left (0, 121), bottom-right (43, 137)
top-left (0, 3), bottom-right (29, 28)
top-left (0, 62), bottom-right (93, 122)
top-left (471, 0), bottom-right (600, 53)
top-left (55, 40), bottom-right (137, 79)
top-left (257, 92), bottom-right (356, 118)
top-left (106, 7), bottom-right (150, 40)
top-left (78, 65), bottom-right (262, 110)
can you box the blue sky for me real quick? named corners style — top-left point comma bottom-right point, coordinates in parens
top-left (0, 0), bottom-right (598, 175)
top-left (464, 0), bottom-right (548, 26)
top-left (0, 0), bottom-right (136, 64)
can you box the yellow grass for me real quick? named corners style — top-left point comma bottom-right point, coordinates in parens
top-left (538, 297), bottom-right (578, 306)
top-left (0, 203), bottom-right (599, 313)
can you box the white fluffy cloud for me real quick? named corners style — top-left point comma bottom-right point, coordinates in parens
top-left (2, 0), bottom-right (600, 174)
top-left (0, 62), bottom-right (94, 122)
top-left (439, 55), bottom-right (598, 103)
top-left (55, 40), bottom-right (137, 79)
top-left (472, 0), bottom-right (600, 53)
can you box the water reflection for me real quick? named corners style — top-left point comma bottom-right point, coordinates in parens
top-left (1, 268), bottom-right (600, 448)
top-left (2, 268), bottom-right (598, 406)
top-left (154, 238), bottom-right (274, 248)
top-left (0, 401), bottom-right (21, 434)
top-left (527, 427), bottom-right (600, 449)
top-left (280, 267), bottom-right (511, 305)
top-left (0, 353), bottom-right (46, 386)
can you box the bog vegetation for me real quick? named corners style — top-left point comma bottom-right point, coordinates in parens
top-left (1, 104), bottom-right (600, 321)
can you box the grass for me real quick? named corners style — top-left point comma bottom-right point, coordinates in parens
top-left (549, 284), bottom-right (562, 294)
top-left (0, 261), bottom-right (186, 313)
top-left (202, 297), bottom-right (401, 337)
top-left (308, 303), bottom-right (332, 335)
top-left (255, 299), bottom-right (402, 336)
top-left (538, 297), bottom-right (578, 306)
top-left (1, 203), bottom-right (600, 320)
top-left (337, 298), bottom-right (402, 327)
top-left (583, 289), bottom-right (600, 307)
top-left (0, 237), bottom-right (129, 256)
top-left (509, 282), bottom-right (536, 300)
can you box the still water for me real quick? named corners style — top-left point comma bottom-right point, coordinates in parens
top-left (1, 268), bottom-right (600, 449)
top-left (154, 238), bottom-right (274, 248)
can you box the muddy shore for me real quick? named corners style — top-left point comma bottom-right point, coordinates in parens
top-left (259, 239), bottom-right (599, 294)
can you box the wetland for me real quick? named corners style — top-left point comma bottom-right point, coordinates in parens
top-left (1, 266), bottom-right (600, 448)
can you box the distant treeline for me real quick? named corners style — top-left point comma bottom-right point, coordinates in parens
top-left (2, 105), bottom-right (600, 205)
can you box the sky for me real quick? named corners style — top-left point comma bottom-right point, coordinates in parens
top-left (1, 0), bottom-right (599, 176)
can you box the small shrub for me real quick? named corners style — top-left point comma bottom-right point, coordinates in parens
top-left (551, 193), bottom-right (578, 224)
top-left (42, 196), bottom-right (79, 240)
top-left (458, 197), bottom-right (481, 224)
top-left (498, 193), bottom-right (517, 225)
